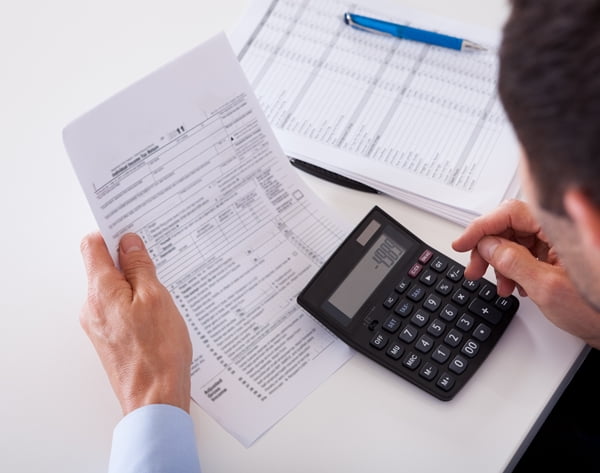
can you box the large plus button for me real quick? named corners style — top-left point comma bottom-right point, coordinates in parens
top-left (469, 299), bottom-right (501, 324)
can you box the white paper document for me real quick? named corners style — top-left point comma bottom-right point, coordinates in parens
top-left (63, 33), bottom-right (353, 446)
top-left (230, 0), bottom-right (521, 225)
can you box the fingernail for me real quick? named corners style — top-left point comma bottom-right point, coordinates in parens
top-left (478, 237), bottom-right (500, 261)
top-left (120, 233), bottom-right (143, 254)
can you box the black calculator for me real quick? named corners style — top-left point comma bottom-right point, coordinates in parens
top-left (297, 206), bottom-right (519, 401)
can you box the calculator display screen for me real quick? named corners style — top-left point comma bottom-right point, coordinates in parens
top-left (328, 232), bottom-right (405, 319)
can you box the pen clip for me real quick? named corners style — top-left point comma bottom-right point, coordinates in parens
top-left (343, 12), bottom-right (390, 37)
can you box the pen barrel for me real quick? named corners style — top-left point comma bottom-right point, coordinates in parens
top-left (347, 13), bottom-right (464, 51)
top-left (399, 26), bottom-right (463, 50)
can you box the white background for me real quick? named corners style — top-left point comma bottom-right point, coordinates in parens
top-left (0, 1), bottom-right (585, 472)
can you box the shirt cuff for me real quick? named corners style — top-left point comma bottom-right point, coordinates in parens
top-left (108, 404), bottom-right (201, 473)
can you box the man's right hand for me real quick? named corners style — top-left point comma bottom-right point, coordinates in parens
top-left (452, 199), bottom-right (600, 348)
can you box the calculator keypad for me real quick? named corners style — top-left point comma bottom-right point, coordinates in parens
top-left (367, 249), bottom-right (517, 400)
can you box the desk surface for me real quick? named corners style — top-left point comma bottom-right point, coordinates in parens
top-left (0, 1), bottom-right (586, 472)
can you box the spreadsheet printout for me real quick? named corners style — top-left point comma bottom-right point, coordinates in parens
top-left (63, 33), bottom-right (353, 446)
top-left (230, 0), bottom-right (521, 224)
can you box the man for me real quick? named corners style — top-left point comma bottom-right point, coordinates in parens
top-left (79, 0), bottom-right (600, 470)
top-left (453, 0), bottom-right (600, 348)
top-left (453, 0), bottom-right (600, 469)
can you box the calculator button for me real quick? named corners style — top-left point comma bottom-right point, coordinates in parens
top-left (462, 279), bottom-right (480, 292)
top-left (386, 343), bottom-right (404, 360)
top-left (410, 309), bottom-right (430, 327)
top-left (440, 304), bottom-right (458, 322)
top-left (449, 355), bottom-right (469, 375)
top-left (382, 315), bottom-right (402, 333)
top-left (419, 362), bottom-right (438, 381)
top-left (451, 288), bottom-right (470, 306)
top-left (446, 265), bottom-right (464, 282)
top-left (394, 299), bottom-right (414, 317)
top-left (430, 256), bottom-right (448, 273)
top-left (444, 328), bottom-right (463, 347)
top-left (495, 296), bottom-right (514, 311)
top-left (407, 286), bottom-right (426, 302)
top-left (408, 263), bottom-right (423, 278)
top-left (423, 294), bottom-right (442, 312)
top-left (479, 284), bottom-right (496, 301)
top-left (415, 335), bottom-right (434, 353)
top-left (456, 313), bottom-right (475, 331)
top-left (436, 372), bottom-right (456, 391)
top-left (383, 293), bottom-right (399, 309)
top-left (418, 249), bottom-right (434, 264)
top-left (431, 345), bottom-right (451, 363)
top-left (419, 270), bottom-right (437, 286)
top-left (370, 332), bottom-right (388, 350)
top-left (469, 299), bottom-right (501, 324)
top-left (427, 319), bottom-right (446, 337)
top-left (435, 279), bottom-right (453, 296)
top-left (399, 325), bottom-right (418, 343)
top-left (403, 351), bottom-right (421, 370)
top-left (473, 323), bottom-right (491, 341)
top-left (395, 278), bottom-right (411, 294)
top-left (461, 339), bottom-right (480, 358)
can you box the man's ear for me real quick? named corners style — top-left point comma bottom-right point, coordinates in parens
top-left (564, 189), bottom-right (600, 249)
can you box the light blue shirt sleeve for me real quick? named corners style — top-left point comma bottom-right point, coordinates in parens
top-left (108, 404), bottom-right (201, 473)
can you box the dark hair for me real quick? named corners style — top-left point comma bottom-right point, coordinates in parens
top-left (499, 0), bottom-right (600, 215)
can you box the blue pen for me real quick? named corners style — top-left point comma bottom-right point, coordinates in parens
top-left (343, 12), bottom-right (486, 52)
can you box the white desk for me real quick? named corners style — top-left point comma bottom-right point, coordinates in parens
top-left (0, 1), bottom-right (586, 472)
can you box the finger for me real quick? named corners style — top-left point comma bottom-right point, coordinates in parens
top-left (516, 283), bottom-right (528, 298)
top-left (477, 235), bottom-right (544, 297)
top-left (463, 248), bottom-right (490, 280)
top-left (118, 233), bottom-right (158, 291)
top-left (79, 232), bottom-right (123, 333)
top-left (495, 271), bottom-right (517, 297)
top-left (80, 232), bottom-right (120, 287)
top-left (452, 200), bottom-right (540, 252)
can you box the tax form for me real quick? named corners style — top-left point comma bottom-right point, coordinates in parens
top-left (229, 0), bottom-right (521, 225)
top-left (63, 33), bottom-right (353, 446)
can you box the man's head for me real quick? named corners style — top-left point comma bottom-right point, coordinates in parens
top-left (499, 0), bottom-right (600, 216)
top-left (498, 0), bottom-right (600, 310)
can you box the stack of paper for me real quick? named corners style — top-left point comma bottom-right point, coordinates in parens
top-left (230, 0), bottom-right (521, 226)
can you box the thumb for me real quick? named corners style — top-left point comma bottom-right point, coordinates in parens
top-left (477, 236), bottom-right (539, 294)
top-left (118, 233), bottom-right (158, 289)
